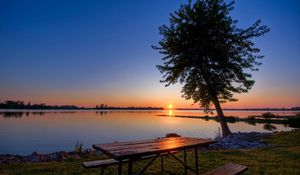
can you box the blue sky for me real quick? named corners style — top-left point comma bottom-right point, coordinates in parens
top-left (0, 0), bottom-right (299, 108)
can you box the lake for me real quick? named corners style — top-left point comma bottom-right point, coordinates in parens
top-left (0, 109), bottom-right (298, 155)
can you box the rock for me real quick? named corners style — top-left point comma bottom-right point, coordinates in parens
top-left (83, 148), bottom-right (93, 155)
top-left (0, 149), bottom-right (100, 164)
top-left (48, 152), bottom-right (59, 161)
top-left (57, 151), bottom-right (68, 160)
top-left (71, 154), bottom-right (81, 159)
top-left (209, 132), bottom-right (270, 149)
top-left (24, 152), bottom-right (41, 162)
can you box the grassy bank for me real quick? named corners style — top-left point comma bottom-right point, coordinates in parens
top-left (1, 130), bottom-right (300, 175)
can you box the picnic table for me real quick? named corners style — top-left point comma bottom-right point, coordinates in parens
top-left (93, 137), bottom-right (214, 175)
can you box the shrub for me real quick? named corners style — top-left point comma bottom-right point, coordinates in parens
top-left (288, 116), bottom-right (300, 128)
top-left (165, 133), bottom-right (181, 138)
top-left (74, 141), bottom-right (84, 154)
top-left (225, 115), bottom-right (237, 120)
top-left (248, 116), bottom-right (256, 120)
top-left (262, 112), bottom-right (276, 120)
top-left (224, 116), bottom-right (237, 123)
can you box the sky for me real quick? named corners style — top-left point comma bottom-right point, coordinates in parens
top-left (0, 0), bottom-right (299, 108)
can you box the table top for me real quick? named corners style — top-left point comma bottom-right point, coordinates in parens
top-left (93, 137), bottom-right (214, 160)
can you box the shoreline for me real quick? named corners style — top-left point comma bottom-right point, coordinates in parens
top-left (0, 131), bottom-right (273, 164)
top-left (1, 130), bottom-right (299, 174)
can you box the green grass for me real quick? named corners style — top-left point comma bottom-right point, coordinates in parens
top-left (1, 130), bottom-right (300, 175)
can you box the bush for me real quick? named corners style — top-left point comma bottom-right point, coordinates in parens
top-left (288, 116), bottom-right (300, 128)
top-left (165, 133), bottom-right (181, 138)
top-left (224, 116), bottom-right (237, 123)
top-left (74, 141), bottom-right (84, 154)
top-left (262, 112), bottom-right (276, 119)
top-left (248, 116), bottom-right (256, 120)
top-left (225, 115), bottom-right (237, 120)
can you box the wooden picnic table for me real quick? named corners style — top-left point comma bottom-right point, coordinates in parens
top-left (93, 137), bottom-right (214, 175)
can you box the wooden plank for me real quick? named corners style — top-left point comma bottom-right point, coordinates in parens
top-left (95, 137), bottom-right (195, 150)
top-left (204, 163), bottom-right (248, 175)
top-left (93, 137), bottom-right (214, 160)
top-left (97, 136), bottom-right (190, 147)
top-left (93, 137), bottom-right (176, 158)
top-left (82, 159), bottom-right (118, 168)
top-left (94, 137), bottom-right (211, 151)
top-left (108, 139), bottom-right (205, 155)
top-left (97, 138), bottom-right (213, 159)
top-left (96, 137), bottom-right (205, 152)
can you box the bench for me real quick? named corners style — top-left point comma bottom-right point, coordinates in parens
top-left (204, 163), bottom-right (248, 175)
top-left (82, 152), bottom-right (176, 174)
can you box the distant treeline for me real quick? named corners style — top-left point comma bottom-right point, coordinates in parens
top-left (1, 100), bottom-right (299, 111)
top-left (0, 100), bottom-right (163, 110)
top-left (0, 100), bottom-right (80, 109)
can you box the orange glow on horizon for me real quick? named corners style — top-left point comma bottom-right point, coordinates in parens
top-left (1, 89), bottom-right (299, 109)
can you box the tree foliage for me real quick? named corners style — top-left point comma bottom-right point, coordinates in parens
top-left (153, 0), bottom-right (270, 110)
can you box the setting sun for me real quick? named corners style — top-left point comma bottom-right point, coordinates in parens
top-left (168, 104), bottom-right (173, 109)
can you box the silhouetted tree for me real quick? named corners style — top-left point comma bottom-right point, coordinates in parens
top-left (153, 0), bottom-right (270, 136)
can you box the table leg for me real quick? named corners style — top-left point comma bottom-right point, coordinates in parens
top-left (118, 161), bottom-right (122, 175)
top-left (161, 156), bottom-right (164, 172)
top-left (195, 147), bottom-right (199, 175)
top-left (101, 167), bottom-right (104, 175)
top-left (184, 149), bottom-right (187, 175)
top-left (128, 159), bottom-right (133, 175)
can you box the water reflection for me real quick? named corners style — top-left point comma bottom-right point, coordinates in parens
top-left (1, 112), bottom-right (25, 118)
top-left (96, 111), bottom-right (108, 116)
top-left (0, 110), bottom-right (161, 118)
top-left (1, 110), bottom-right (298, 131)
top-left (0, 111), bottom-right (79, 117)
top-left (0, 111), bottom-right (62, 117)
top-left (263, 124), bottom-right (277, 131)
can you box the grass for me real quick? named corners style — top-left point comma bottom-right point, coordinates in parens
top-left (1, 130), bottom-right (300, 175)
top-left (74, 141), bottom-right (84, 155)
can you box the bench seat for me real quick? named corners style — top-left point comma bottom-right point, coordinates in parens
top-left (82, 158), bottom-right (119, 168)
top-left (82, 151), bottom-right (176, 169)
top-left (204, 163), bottom-right (248, 175)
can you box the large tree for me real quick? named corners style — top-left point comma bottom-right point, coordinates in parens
top-left (153, 0), bottom-right (270, 136)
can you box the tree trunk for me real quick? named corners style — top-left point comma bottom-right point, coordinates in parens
top-left (213, 98), bottom-right (232, 137)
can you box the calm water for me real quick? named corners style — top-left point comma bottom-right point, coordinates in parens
top-left (0, 110), bottom-right (298, 155)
